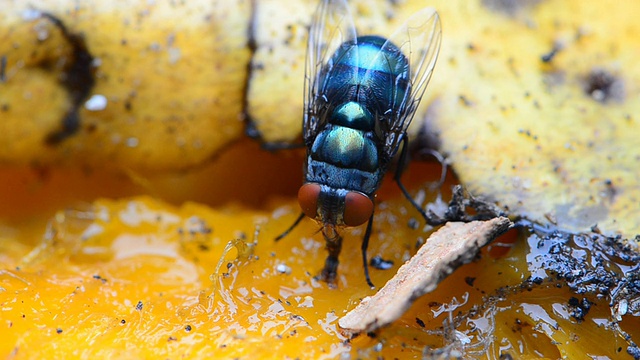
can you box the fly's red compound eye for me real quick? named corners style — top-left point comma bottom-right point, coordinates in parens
top-left (298, 183), bottom-right (321, 219)
top-left (344, 192), bottom-right (373, 227)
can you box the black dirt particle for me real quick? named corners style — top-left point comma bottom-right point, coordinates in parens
top-left (541, 47), bottom-right (559, 63)
top-left (0, 55), bottom-right (6, 82)
top-left (121, 319), bottom-right (126, 324)
top-left (568, 297), bottom-right (580, 306)
top-left (465, 276), bottom-right (476, 287)
top-left (585, 69), bottom-right (623, 103)
top-left (92, 274), bottom-right (107, 284)
top-left (185, 325), bottom-right (192, 332)
top-left (135, 301), bottom-right (143, 311)
top-left (407, 218), bottom-right (419, 230)
top-left (56, 328), bottom-right (63, 334)
top-left (415, 317), bottom-right (426, 328)
top-left (369, 256), bottom-right (394, 270)
top-left (568, 297), bottom-right (591, 322)
top-left (458, 95), bottom-right (473, 107)
top-left (481, 0), bottom-right (542, 16)
top-left (499, 353), bottom-right (514, 360)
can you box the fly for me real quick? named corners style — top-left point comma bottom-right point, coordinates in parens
top-left (277, 0), bottom-right (442, 288)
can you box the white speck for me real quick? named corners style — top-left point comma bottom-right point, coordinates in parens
top-left (615, 299), bottom-right (628, 321)
top-left (455, 330), bottom-right (472, 344)
top-left (22, 9), bottom-right (42, 20)
top-left (84, 94), bottom-right (108, 111)
top-left (591, 89), bottom-right (605, 102)
top-left (276, 264), bottom-right (291, 274)
top-left (92, 58), bottom-right (102, 67)
top-left (298, 296), bottom-right (314, 308)
top-left (168, 47), bottom-right (181, 64)
top-left (34, 21), bottom-right (50, 41)
top-left (271, 206), bottom-right (292, 219)
top-left (81, 223), bottom-right (104, 241)
top-left (238, 287), bottom-right (249, 297)
top-left (126, 137), bottom-right (139, 147)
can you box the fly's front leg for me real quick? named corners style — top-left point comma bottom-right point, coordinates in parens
top-left (275, 212), bottom-right (305, 241)
top-left (361, 214), bottom-right (375, 289)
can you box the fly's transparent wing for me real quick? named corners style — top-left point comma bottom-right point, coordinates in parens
top-left (380, 8), bottom-right (442, 158)
top-left (303, 0), bottom-right (357, 144)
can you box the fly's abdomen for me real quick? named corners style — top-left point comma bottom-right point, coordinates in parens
top-left (322, 35), bottom-right (410, 118)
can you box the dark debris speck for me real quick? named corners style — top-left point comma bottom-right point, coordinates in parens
top-left (499, 353), bottom-right (514, 360)
top-left (465, 276), bottom-right (476, 287)
top-left (481, 0), bottom-right (542, 16)
top-left (585, 69), bottom-right (624, 103)
top-left (369, 255), bottom-right (394, 270)
top-left (92, 274), bottom-right (107, 284)
top-left (567, 297), bottom-right (592, 322)
top-left (541, 47), bottom-right (559, 63)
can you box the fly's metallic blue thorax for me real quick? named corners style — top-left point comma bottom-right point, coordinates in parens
top-left (306, 35), bottom-right (410, 197)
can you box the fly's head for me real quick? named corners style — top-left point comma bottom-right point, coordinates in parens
top-left (298, 183), bottom-right (373, 228)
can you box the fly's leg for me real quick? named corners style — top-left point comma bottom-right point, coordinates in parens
top-left (275, 212), bottom-right (305, 241)
top-left (394, 134), bottom-right (445, 226)
top-left (361, 214), bottom-right (375, 289)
